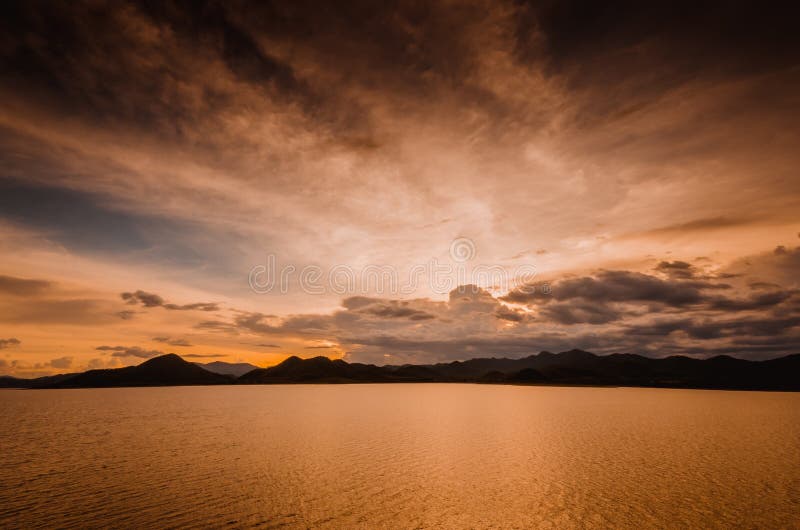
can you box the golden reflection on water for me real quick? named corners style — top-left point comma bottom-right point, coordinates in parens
top-left (1, 384), bottom-right (798, 528)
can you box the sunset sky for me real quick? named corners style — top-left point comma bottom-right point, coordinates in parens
top-left (1, 1), bottom-right (799, 376)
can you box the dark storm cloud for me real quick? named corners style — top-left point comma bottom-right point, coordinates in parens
top-left (0, 0), bottom-right (470, 142)
top-left (176, 272), bottom-right (800, 363)
top-left (131, 0), bottom-right (326, 120)
top-left (217, 0), bottom-right (488, 94)
top-left (620, 318), bottom-right (692, 337)
top-left (700, 316), bottom-right (800, 338)
top-left (213, 8), bottom-right (304, 91)
top-left (727, 335), bottom-right (800, 356)
top-left (210, 286), bottom-right (498, 343)
top-left (708, 290), bottom-right (797, 312)
top-left (540, 301), bottom-right (622, 325)
top-left (654, 260), bottom-right (696, 279)
top-left (625, 315), bottom-right (800, 341)
top-left (0, 0), bottom-right (538, 167)
top-left (343, 310), bottom-right (800, 364)
top-left (360, 304), bottom-right (430, 320)
top-left (515, 1), bottom-right (800, 104)
top-left (0, 0), bottom-right (228, 136)
top-left (3, 0), bottom-right (794, 133)
top-left (344, 335), bottom-right (546, 360)
top-left (121, 290), bottom-right (219, 312)
top-left (628, 341), bottom-right (800, 361)
top-left (506, 1), bottom-right (800, 191)
top-left (234, 312), bottom-right (336, 336)
top-left (341, 297), bottom-right (436, 320)
top-left (494, 305), bottom-right (525, 322)
top-left (503, 270), bottom-right (729, 307)
top-left (503, 267), bottom-right (800, 328)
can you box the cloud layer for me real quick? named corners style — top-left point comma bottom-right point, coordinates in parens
top-left (0, 1), bottom-right (798, 373)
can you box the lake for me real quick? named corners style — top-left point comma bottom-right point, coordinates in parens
top-left (1, 384), bottom-right (798, 528)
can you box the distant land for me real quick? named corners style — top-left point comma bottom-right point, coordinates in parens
top-left (1, 350), bottom-right (798, 391)
top-left (194, 361), bottom-right (259, 377)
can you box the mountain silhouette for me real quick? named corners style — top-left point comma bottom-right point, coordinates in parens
top-left (0, 375), bottom-right (27, 388)
top-left (195, 361), bottom-right (259, 377)
top-left (42, 354), bottom-right (232, 388)
top-left (3, 351), bottom-right (799, 390)
top-left (423, 349), bottom-right (800, 390)
top-left (240, 355), bottom-right (391, 383)
top-left (0, 372), bottom-right (78, 388)
top-left (240, 350), bottom-right (800, 390)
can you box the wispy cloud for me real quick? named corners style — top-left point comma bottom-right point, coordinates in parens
top-left (152, 337), bottom-right (193, 347)
top-left (95, 346), bottom-right (164, 359)
top-left (0, 338), bottom-right (21, 349)
top-left (122, 291), bottom-right (219, 312)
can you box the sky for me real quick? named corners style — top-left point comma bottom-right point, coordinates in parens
top-left (0, 0), bottom-right (799, 376)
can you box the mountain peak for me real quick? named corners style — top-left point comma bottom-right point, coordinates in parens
top-left (142, 353), bottom-right (184, 364)
top-left (195, 361), bottom-right (259, 377)
top-left (278, 355), bottom-right (304, 366)
top-left (44, 353), bottom-right (231, 388)
top-left (562, 349), bottom-right (594, 355)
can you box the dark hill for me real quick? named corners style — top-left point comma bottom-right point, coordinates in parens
top-left (1, 373), bottom-right (79, 389)
top-left (195, 361), bottom-right (259, 377)
top-left (0, 375), bottom-right (26, 388)
top-left (43, 354), bottom-right (232, 388)
top-left (425, 350), bottom-right (800, 390)
top-left (239, 350), bottom-right (800, 390)
top-left (3, 351), bottom-right (799, 390)
top-left (239, 356), bottom-right (445, 384)
top-left (239, 355), bottom-right (390, 383)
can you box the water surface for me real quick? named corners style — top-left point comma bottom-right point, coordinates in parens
top-left (1, 385), bottom-right (798, 528)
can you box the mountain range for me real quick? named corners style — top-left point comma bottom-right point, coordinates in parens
top-left (194, 361), bottom-right (259, 377)
top-left (1, 350), bottom-right (798, 391)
